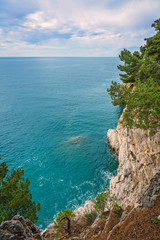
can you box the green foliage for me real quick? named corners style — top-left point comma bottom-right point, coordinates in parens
top-left (95, 191), bottom-right (120, 213)
top-left (113, 203), bottom-right (120, 212)
top-left (118, 49), bottom-right (143, 83)
top-left (53, 209), bottom-right (75, 229)
top-left (107, 19), bottom-right (160, 133)
top-left (107, 81), bottom-right (131, 107)
top-left (95, 191), bottom-right (110, 212)
top-left (83, 210), bottom-right (98, 226)
top-left (123, 79), bottom-right (160, 131)
top-left (54, 209), bottom-right (75, 223)
top-left (144, 19), bottom-right (160, 62)
top-left (151, 217), bottom-right (160, 224)
top-left (0, 161), bottom-right (40, 223)
top-left (101, 215), bottom-right (107, 219)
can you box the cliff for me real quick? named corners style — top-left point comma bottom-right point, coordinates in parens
top-left (1, 112), bottom-right (160, 240)
top-left (107, 112), bottom-right (160, 209)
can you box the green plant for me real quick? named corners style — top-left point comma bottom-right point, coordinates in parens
top-left (53, 209), bottom-right (75, 230)
top-left (83, 210), bottom-right (98, 225)
top-left (95, 191), bottom-right (110, 212)
top-left (95, 191), bottom-right (120, 213)
top-left (107, 18), bottom-right (160, 135)
top-left (0, 161), bottom-right (40, 223)
top-left (54, 209), bottom-right (75, 223)
top-left (101, 215), bottom-right (107, 219)
top-left (151, 217), bottom-right (160, 224)
top-left (113, 203), bottom-right (120, 212)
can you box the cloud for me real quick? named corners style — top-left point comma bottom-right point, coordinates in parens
top-left (0, 0), bottom-right (160, 56)
top-left (23, 11), bottom-right (58, 30)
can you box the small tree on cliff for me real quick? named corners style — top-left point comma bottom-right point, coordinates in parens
top-left (0, 160), bottom-right (40, 223)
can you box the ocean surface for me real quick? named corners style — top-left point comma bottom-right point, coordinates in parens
top-left (0, 57), bottom-right (121, 230)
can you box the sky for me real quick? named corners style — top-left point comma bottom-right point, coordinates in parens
top-left (0, 0), bottom-right (159, 57)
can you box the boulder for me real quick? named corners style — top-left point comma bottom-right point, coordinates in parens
top-left (0, 215), bottom-right (42, 240)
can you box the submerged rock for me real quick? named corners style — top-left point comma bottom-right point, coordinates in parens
top-left (67, 136), bottom-right (83, 145)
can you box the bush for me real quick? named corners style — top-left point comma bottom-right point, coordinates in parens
top-left (151, 217), bottom-right (160, 224)
top-left (95, 191), bottom-right (110, 212)
top-left (53, 209), bottom-right (75, 237)
top-left (0, 161), bottom-right (40, 223)
top-left (54, 209), bottom-right (75, 223)
top-left (95, 191), bottom-right (120, 213)
top-left (113, 203), bottom-right (120, 212)
top-left (83, 210), bottom-right (98, 225)
top-left (53, 209), bottom-right (75, 229)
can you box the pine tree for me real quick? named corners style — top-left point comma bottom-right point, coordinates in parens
top-left (107, 19), bottom-right (160, 133)
top-left (0, 161), bottom-right (40, 223)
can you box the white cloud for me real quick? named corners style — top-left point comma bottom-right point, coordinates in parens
top-left (0, 0), bottom-right (160, 56)
top-left (23, 11), bottom-right (58, 30)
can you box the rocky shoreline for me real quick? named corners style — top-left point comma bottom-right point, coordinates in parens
top-left (1, 111), bottom-right (160, 239)
top-left (41, 111), bottom-right (160, 239)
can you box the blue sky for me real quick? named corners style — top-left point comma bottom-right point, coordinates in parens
top-left (0, 0), bottom-right (159, 57)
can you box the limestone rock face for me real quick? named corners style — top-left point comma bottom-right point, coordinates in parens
top-left (0, 215), bottom-right (42, 240)
top-left (107, 113), bottom-right (160, 208)
top-left (74, 200), bottom-right (95, 219)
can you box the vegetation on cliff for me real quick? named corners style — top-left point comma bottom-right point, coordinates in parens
top-left (0, 160), bottom-right (40, 223)
top-left (107, 19), bottom-right (160, 134)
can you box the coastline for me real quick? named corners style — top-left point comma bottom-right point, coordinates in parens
top-left (41, 109), bottom-right (160, 239)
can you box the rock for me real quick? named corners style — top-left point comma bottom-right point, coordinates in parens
top-left (74, 201), bottom-right (95, 219)
top-left (67, 136), bottom-right (83, 145)
top-left (142, 170), bottom-right (160, 208)
top-left (0, 215), bottom-right (42, 240)
top-left (107, 109), bottom-right (160, 209)
top-left (41, 225), bottom-right (54, 240)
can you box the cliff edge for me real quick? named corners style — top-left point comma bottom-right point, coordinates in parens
top-left (107, 112), bottom-right (160, 209)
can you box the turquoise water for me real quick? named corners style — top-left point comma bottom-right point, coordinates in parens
top-left (0, 57), bottom-right (121, 229)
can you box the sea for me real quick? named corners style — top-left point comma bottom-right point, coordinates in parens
top-left (0, 57), bottom-right (121, 230)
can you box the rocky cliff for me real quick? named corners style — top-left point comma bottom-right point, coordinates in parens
top-left (107, 112), bottom-right (160, 209)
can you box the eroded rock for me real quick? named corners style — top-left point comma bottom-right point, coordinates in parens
top-left (142, 170), bottom-right (160, 208)
top-left (74, 200), bottom-right (95, 219)
top-left (0, 215), bottom-right (42, 240)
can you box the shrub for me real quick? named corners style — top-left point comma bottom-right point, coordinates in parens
top-left (151, 217), bottom-right (160, 224)
top-left (0, 161), bottom-right (40, 223)
top-left (83, 210), bottom-right (98, 225)
top-left (53, 209), bottom-right (75, 237)
top-left (54, 209), bottom-right (75, 223)
top-left (113, 203), bottom-right (120, 212)
top-left (95, 191), bottom-right (120, 213)
top-left (95, 191), bottom-right (110, 212)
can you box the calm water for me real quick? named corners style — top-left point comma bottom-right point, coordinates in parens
top-left (0, 57), bottom-right (121, 229)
